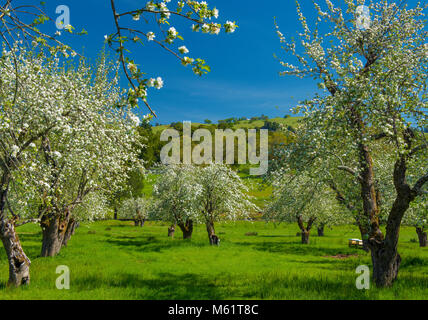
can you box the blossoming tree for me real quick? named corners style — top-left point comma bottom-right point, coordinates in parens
top-left (152, 164), bottom-right (201, 239)
top-left (265, 170), bottom-right (349, 244)
top-left (0, 47), bottom-right (71, 286)
top-left (275, 0), bottom-right (427, 286)
top-left (0, 47), bottom-right (141, 284)
top-left (26, 53), bottom-right (142, 257)
top-left (195, 164), bottom-right (258, 245)
top-left (119, 197), bottom-right (150, 227)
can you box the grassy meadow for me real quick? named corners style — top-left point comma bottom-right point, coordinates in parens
top-left (0, 220), bottom-right (426, 300)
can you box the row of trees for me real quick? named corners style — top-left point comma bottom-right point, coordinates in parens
top-left (119, 164), bottom-right (258, 245)
top-left (0, 47), bottom-right (142, 286)
top-left (0, 0), bottom-right (237, 287)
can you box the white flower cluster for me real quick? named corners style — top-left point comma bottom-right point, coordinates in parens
top-left (147, 77), bottom-right (164, 89)
top-left (0, 46), bottom-right (142, 222)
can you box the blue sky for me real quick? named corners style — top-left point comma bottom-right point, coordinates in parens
top-left (40, 0), bottom-right (423, 124)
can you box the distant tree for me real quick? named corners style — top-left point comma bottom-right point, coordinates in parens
top-left (204, 119), bottom-right (212, 124)
top-left (170, 122), bottom-right (183, 132)
top-left (152, 165), bottom-right (201, 239)
top-left (137, 121), bottom-right (162, 168)
top-left (262, 121), bottom-right (280, 132)
top-left (265, 172), bottom-right (350, 244)
top-left (218, 122), bottom-right (234, 130)
top-left (119, 197), bottom-right (150, 227)
top-left (196, 164), bottom-right (258, 245)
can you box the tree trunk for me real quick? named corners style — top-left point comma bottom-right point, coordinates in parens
top-left (178, 219), bottom-right (193, 239)
top-left (416, 227), bottom-right (427, 247)
top-left (301, 230), bottom-right (310, 244)
top-left (370, 243), bottom-right (401, 287)
top-left (62, 219), bottom-right (77, 247)
top-left (41, 214), bottom-right (69, 257)
top-left (114, 206), bottom-right (118, 220)
top-left (317, 225), bottom-right (324, 237)
top-left (0, 219), bottom-right (31, 287)
top-left (297, 215), bottom-right (315, 244)
top-left (134, 219), bottom-right (145, 227)
top-left (168, 224), bottom-right (175, 238)
top-left (206, 221), bottom-right (219, 245)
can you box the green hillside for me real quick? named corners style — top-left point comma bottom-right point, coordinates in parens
top-left (152, 116), bottom-right (302, 134)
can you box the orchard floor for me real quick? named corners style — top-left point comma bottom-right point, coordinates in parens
top-left (0, 220), bottom-right (427, 300)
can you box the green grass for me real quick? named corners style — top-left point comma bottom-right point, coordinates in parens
top-left (0, 220), bottom-right (427, 300)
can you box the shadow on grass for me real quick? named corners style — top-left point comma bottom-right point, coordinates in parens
top-left (106, 235), bottom-right (205, 253)
top-left (233, 240), bottom-right (361, 258)
top-left (258, 235), bottom-right (295, 238)
top-left (73, 272), bottom-right (225, 299)
top-left (400, 256), bottom-right (428, 271)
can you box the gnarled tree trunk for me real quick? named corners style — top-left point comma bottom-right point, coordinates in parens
top-left (178, 219), bottom-right (193, 239)
top-left (370, 242), bottom-right (401, 287)
top-left (41, 213), bottom-right (70, 257)
top-left (0, 219), bottom-right (31, 287)
top-left (367, 153), bottom-right (418, 287)
top-left (416, 227), bottom-right (427, 247)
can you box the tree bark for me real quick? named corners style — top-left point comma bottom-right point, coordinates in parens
top-left (0, 219), bottom-right (31, 287)
top-left (178, 219), bottom-right (193, 239)
top-left (62, 219), bottom-right (77, 247)
top-left (368, 154), bottom-right (416, 287)
top-left (41, 214), bottom-right (69, 257)
top-left (206, 220), bottom-right (219, 245)
top-left (358, 224), bottom-right (370, 252)
top-left (370, 242), bottom-right (401, 287)
top-left (168, 224), bottom-right (176, 238)
top-left (301, 230), bottom-right (310, 244)
top-left (317, 225), bottom-right (325, 237)
top-left (297, 215), bottom-right (316, 244)
top-left (416, 227), bottom-right (427, 247)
